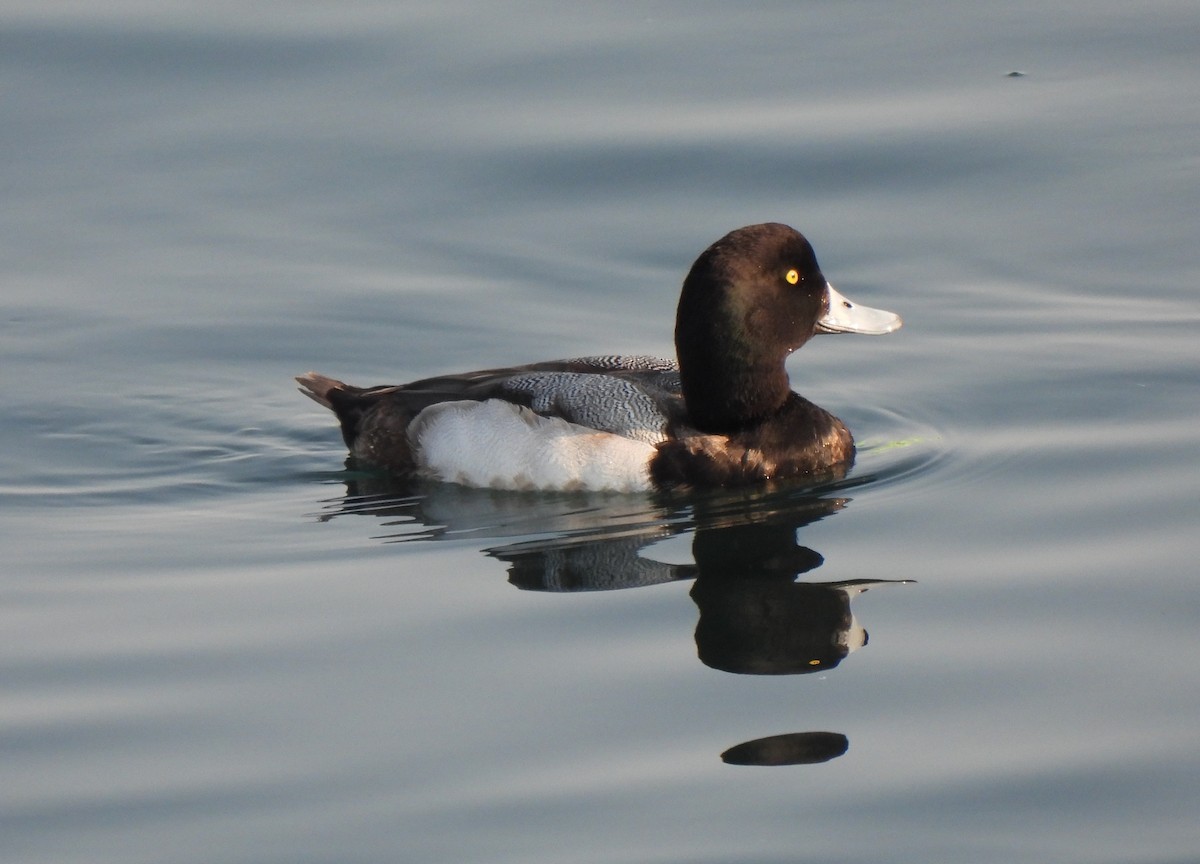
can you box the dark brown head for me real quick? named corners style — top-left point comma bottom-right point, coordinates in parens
top-left (674, 223), bottom-right (829, 432)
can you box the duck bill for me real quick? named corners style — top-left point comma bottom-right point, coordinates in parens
top-left (815, 282), bottom-right (903, 335)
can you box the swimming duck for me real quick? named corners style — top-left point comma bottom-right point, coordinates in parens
top-left (298, 223), bottom-right (901, 492)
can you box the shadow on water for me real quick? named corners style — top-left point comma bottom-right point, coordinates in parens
top-left (312, 460), bottom-right (918, 767)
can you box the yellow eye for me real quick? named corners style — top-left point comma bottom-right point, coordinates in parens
top-left (785, 269), bottom-right (799, 285)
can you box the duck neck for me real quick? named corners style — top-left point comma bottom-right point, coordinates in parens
top-left (678, 347), bottom-right (793, 433)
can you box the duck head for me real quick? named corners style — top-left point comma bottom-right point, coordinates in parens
top-left (674, 223), bottom-right (901, 434)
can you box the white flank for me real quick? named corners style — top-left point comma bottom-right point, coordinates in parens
top-left (409, 399), bottom-right (656, 492)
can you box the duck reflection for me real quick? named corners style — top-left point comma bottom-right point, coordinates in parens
top-left (721, 731), bottom-right (849, 766)
top-left (317, 465), bottom-right (912, 765)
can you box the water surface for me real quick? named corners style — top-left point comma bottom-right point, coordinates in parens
top-left (3, 2), bottom-right (1198, 862)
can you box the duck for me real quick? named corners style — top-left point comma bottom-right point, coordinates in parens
top-left (297, 222), bottom-right (901, 492)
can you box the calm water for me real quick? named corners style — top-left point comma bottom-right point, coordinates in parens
top-left (3, 2), bottom-right (1198, 862)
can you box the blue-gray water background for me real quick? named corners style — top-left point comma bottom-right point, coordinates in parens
top-left (3, 2), bottom-right (1198, 862)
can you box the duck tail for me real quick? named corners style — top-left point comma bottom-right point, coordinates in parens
top-left (297, 372), bottom-right (412, 454)
top-left (295, 371), bottom-right (346, 409)
top-left (297, 371), bottom-right (371, 448)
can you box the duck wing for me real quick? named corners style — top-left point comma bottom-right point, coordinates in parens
top-left (297, 356), bottom-right (684, 448)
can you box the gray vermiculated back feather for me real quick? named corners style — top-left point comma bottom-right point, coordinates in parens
top-left (562, 355), bottom-right (678, 372)
top-left (499, 360), bottom-right (681, 445)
